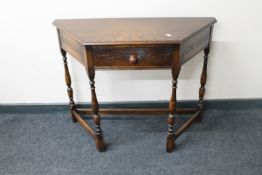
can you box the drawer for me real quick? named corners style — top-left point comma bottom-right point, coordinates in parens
top-left (92, 45), bottom-right (174, 69)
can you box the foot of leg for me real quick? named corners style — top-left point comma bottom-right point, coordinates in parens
top-left (70, 111), bottom-right (77, 123)
top-left (166, 114), bottom-right (176, 153)
top-left (95, 135), bottom-right (107, 152)
top-left (166, 134), bottom-right (175, 153)
top-left (194, 113), bottom-right (203, 122)
top-left (93, 114), bottom-right (106, 152)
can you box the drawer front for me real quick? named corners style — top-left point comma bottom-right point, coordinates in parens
top-left (92, 46), bottom-right (174, 69)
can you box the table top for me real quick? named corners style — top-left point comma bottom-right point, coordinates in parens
top-left (53, 17), bottom-right (216, 45)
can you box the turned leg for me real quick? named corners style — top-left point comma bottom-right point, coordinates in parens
top-left (61, 49), bottom-right (77, 123)
top-left (196, 48), bottom-right (210, 122)
top-left (86, 68), bottom-right (106, 152)
top-left (166, 64), bottom-right (181, 153)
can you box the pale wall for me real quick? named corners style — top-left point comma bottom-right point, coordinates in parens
top-left (0, 0), bottom-right (261, 104)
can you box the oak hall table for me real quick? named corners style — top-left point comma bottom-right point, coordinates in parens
top-left (53, 18), bottom-right (217, 153)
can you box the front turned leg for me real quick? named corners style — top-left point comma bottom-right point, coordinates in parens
top-left (196, 48), bottom-right (210, 122)
top-left (166, 66), bottom-right (181, 153)
top-left (61, 49), bottom-right (77, 123)
top-left (87, 68), bottom-right (106, 152)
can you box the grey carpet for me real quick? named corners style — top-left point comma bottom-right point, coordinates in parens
top-left (0, 109), bottom-right (261, 175)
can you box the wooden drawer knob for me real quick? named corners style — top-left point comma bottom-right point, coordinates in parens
top-left (129, 54), bottom-right (137, 64)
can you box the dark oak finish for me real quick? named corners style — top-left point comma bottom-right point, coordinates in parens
top-left (166, 46), bottom-right (181, 152)
top-left (60, 49), bottom-right (77, 123)
top-left (196, 26), bottom-right (213, 122)
top-left (180, 26), bottom-right (210, 64)
top-left (53, 18), bottom-right (216, 45)
top-left (92, 45), bottom-right (173, 69)
top-left (85, 46), bottom-right (106, 152)
top-left (53, 17), bottom-right (217, 153)
top-left (54, 18), bottom-right (216, 68)
top-left (77, 108), bottom-right (198, 115)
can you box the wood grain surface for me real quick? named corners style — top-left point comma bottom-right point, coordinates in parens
top-left (53, 18), bottom-right (216, 45)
